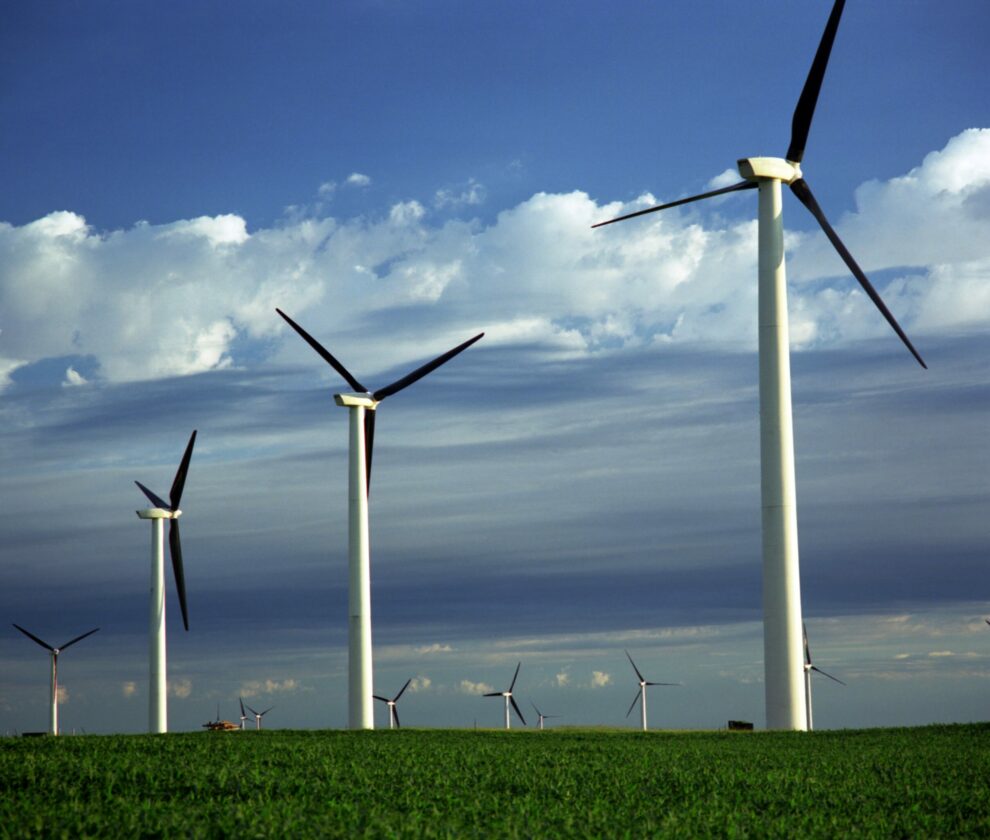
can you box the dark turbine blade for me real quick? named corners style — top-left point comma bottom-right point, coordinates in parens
top-left (240, 697), bottom-right (247, 718)
top-left (393, 707), bottom-right (401, 729)
top-left (531, 701), bottom-right (543, 718)
top-left (58, 627), bottom-right (99, 651)
top-left (135, 481), bottom-right (169, 510)
top-left (787, 0), bottom-right (846, 164)
top-left (803, 622), bottom-right (812, 667)
top-left (483, 692), bottom-right (502, 697)
top-left (626, 689), bottom-right (642, 719)
top-left (646, 682), bottom-right (680, 687)
top-left (169, 430), bottom-right (197, 510)
top-left (592, 181), bottom-right (757, 228)
top-left (12, 623), bottom-right (54, 652)
top-left (364, 410), bottom-right (376, 495)
top-left (789, 178), bottom-right (926, 368)
top-left (394, 678), bottom-right (413, 703)
top-left (169, 519), bottom-right (190, 631)
top-left (372, 333), bottom-right (484, 401)
top-left (811, 665), bottom-right (846, 686)
top-left (509, 695), bottom-right (526, 726)
top-left (625, 650), bottom-right (646, 684)
top-left (509, 662), bottom-right (521, 693)
top-left (373, 695), bottom-right (390, 704)
top-left (276, 308), bottom-right (367, 393)
top-left (246, 705), bottom-right (259, 717)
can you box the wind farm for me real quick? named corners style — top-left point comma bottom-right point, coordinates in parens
top-left (1, 0), bottom-right (988, 834)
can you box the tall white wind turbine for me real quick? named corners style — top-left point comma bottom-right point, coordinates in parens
top-left (484, 662), bottom-right (526, 730)
top-left (134, 430), bottom-right (197, 734)
top-left (12, 624), bottom-right (99, 736)
top-left (246, 703), bottom-right (273, 730)
top-left (803, 623), bottom-right (845, 731)
top-left (531, 701), bottom-right (560, 731)
top-left (239, 697), bottom-right (249, 730)
top-left (374, 678), bottom-right (412, 729)
top-left (624, 650), bottom-right (678, 732)
top-left (595, 0), bottom-right (925, 730)
top-left (276, 308), bottom-right (483, 730)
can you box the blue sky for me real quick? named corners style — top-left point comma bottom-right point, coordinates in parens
top-left (1, 0), bottom-right (988, 734)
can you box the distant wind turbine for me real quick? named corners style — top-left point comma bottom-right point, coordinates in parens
top-left (246, 703), bottom-right (273, 730)
top-left (134, 429), bottom-right (197, 733)
top-left (12, 624), bottom-right (99, 736)
top-left (374, 678), bottom-right (412, 729)
top-left (484, 662), bottom-right (526, 729)
top-left (594, 0), bottom-right (925, 730)
top-left (624, 650), bottom-right (678, 732)
top-left (276, 308), bottom-right (483, 729)
top-left (803, 624), bottom-right (845, 731)
top-left (239, 697), bottom-right (249, 731)
top-left (531, 701), bottom-right (560, 731)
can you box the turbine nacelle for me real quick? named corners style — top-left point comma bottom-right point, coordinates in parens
top-left (738, 157), bottom-right (803, 184)
top-left (334, 393), bottom-right (379, 410)
top-left (136, 508), bottom-right (182, 520)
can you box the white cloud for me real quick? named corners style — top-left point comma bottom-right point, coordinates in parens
top-left (168, 678), bottom-right (192, 699)
top-left (240, 678), bottom-right (299, 697)
top-left (62, 366), bottom-right (87, 387)
top-left (435, 178), bottom-right (486, 209)
top-left (346, 173), bottom-right (371, 188)
top-left (416, 643), bottom-right (453, 654)
top-left (555, 671), bottom-right (570, 687)
top-left (122, 681), bottom-right (138, 698)
top-left (590, 670), bottom-right (611, 688)
top-left (318, 181), bottom-right (337, 197)
top-left (409, 676), bottom-right (431, 693)
top-left (928, 650), bottom-right (955, 658)
top-left (56, 686), bottom-right (69, 703)
top-left (459, 679), bottom-right (493, 695)
top-left (1, 130), bottom-right (987, 391)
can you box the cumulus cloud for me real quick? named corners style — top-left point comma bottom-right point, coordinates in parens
top-left (435, 178), bottom-right (486, 209)
top-left (590, 670), bottom-right (611, 688)
top-left (240, 678), bottom-right (299, 697)
top-left (168, 678), bottom-right (192, 699)
top-left (416, 643), bottom-right (453, 654)
top-left (555, 671), bottom-right (570, 687)
top-left (122, 681), bottom-right (138, 698)
top-left (63, 366), bottom-right (87, 387)
top-left (459, 679), bottom-right (493, 695)
top-left (1, 130), bottom-right (987, 391)
top-left (56, 686), bottom-right (69, 703)
top-left (409, 676), bottom-right (431, 693)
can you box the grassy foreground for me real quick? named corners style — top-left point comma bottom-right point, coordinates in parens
top-left (1, 724), bottom-right (988, 838)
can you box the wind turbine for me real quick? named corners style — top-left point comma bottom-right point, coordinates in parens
top-left (531, 701), bottom-right (560, 731)
top-left (246, 703), bottom-right (273, 730)
top-left (374, 678), bottom-right (412, 729)
top-left (484, 662), bottom-right (526, 729)
top-left (12, 624), bottom-right (99, 736)
top-left (594, 0), bottom-right (925, 730)
top-left (624, 650), bottom-right (678, 732)
top-left (239, 697), bottom-right (249, 730)
top-left (276, 308), bottom-right (483, 730)
top-left (134, 429), bottom-right (197, 734)
top-left (803, 623), bottom-right (845, 731)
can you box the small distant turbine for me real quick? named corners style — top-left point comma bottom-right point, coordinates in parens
top-left (530, 701), bottom-right (560, 731)
top-left (239, 697), bottom-right (249, 731)
top-left (134, 430), bottom-right (197, 734)
top-left (246, 703), bottom-right (273, 730)
top-left (594, 0), bottom-right (925, 730)
top-left (374, 678), bottom-right (412, 729)
top-left (12, 624), bottom-right (99, 736)
top-left (484, 662), bottom-right (526, 730)
top-left (276, 308), bottom-right (483, 730)
top-left (803, 624), bottom-right (845, 731)
top-left (625, 650), bottom-right (678, 732)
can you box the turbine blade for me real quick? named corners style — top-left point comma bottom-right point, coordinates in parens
top-left (259, 707), bottom-right (273, 716)
top-left (625, 650), bottom-right (646, 684)
top-left (787, 0), bottom-right (846, 164)
top-left (531, 701), bottom-right (543, 718)
top-left (246, 705), bottom-right (260, 716)
top-left (592, 181), bottom-right (757, 228)
top-left (509, 695), bottom-right (526, 726)
top-left (240, 697), bottom-right (246, 718)
top-left (804, 622), bottom-right (812, 666)
top-left (393, 707), bottom-right (401, 729)
top-left (372, 333), bottom-right (484, 401)
top-left (276, 308), bottom-right (367, 393)
top-left (373, 695), bottom-right (390, 704)
top-left (482, 692), bottom-right (502, 697)
top-left (58, 627), bottom-right (99, 651)
top-left (135, 481), bottom-right (169, 510)
top-left (626, 689), bottom-right (642, 719)
top-left (790, 178), bottom-right (926, 368)
top-left (509, 661), bottom-right (521, 693)
top-left (811, 665), bottom-right (846, 686)
top-left (393, 678), bottom-right (412, 702)
top-left (646, 682), bottom-right (680, 687)
top-left (169, 519), bottom-right (190, 632)
top-left (12, 623), bottom-right (54, 652)
top-left (169, 430), bottom-right (197, 510)
top-left (364, 410), bottom-right (376, 495)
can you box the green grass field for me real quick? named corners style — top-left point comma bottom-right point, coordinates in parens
top-left (2, 724), bottom-right (988, 838)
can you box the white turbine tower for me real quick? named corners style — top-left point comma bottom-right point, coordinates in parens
top-left (246, 703), bottom-right (273, 730)
top-left (134, 430), bottom-right (197, 734)
top-left (803, 623), bottom-right (845, 731)
top-left (239, 697), bottom-right (249, 731)
top-left (531, 701), bottom-right (560, 731)
top-left (624, 650), bottom-right (678, 732)
top-left (374, 678), bottom-right (412, 729)
top-left (484, 662), bottom-right (526, 730)
top-left (12, 624), bottom-right (99, 736)
top-left (276, 308), bottom-right (483, 730)
top-left (595, 0), bottom-right (925, 730)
